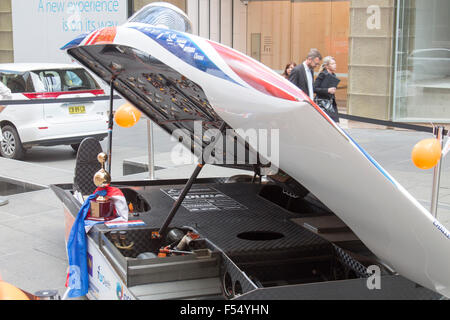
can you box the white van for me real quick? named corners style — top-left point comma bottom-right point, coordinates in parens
top-left (0, 63), bottom-right (109, 159)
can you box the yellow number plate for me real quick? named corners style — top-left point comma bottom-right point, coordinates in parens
top-left (68, 106), bottom-right (86, 114)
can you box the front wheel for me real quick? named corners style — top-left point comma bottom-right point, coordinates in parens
top-left (0, 125), bottom-right (25, 160)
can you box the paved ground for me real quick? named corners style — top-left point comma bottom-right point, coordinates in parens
top-left (0, 116), bottom-right (449, 298)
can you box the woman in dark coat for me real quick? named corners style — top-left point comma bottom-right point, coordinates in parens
top-left (314, 56), bottom-right (340, 123)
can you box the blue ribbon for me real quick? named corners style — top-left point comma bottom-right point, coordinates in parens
top-left (66, 189), bottom-right (107, 298)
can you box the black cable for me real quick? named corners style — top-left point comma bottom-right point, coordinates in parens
top-left (338, 113), bottom-right (447, 135)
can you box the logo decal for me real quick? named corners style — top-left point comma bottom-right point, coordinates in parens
top-left (130, 25), bottom-right (239, 85)
top-left (67, 265), bottom-right (81, 290)
top-left (433, 220), bottom-right (450, 239)
top-left (87, 252), bottom-right (93, 276)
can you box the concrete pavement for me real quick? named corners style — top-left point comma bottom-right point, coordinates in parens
top-left (0, 118), bottom-right (449, 297)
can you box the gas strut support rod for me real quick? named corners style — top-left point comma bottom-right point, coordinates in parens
top-left (158, 122), bottom-right (227, 239)
top-left (106, 76), bottom-right (115, 174)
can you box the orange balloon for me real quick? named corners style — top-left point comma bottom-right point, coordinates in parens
top-left (114, 103), bottom-right (141, 128)
top-left (0, 281), bottom-right (30, 300)
top-left (411, 138), bottom-right (442, 169)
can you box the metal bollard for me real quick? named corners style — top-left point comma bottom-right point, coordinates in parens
top-left (430, 126), bottom-right (444, 218)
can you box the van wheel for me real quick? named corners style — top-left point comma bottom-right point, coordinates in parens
top-left (0, 125), bottom-right (25, 160)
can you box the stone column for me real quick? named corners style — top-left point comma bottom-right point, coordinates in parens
top-left (347, 0), bottom-right (396, 119)
top-left (0, 0), bottom-right (13, 63)
top-left (185, 0), bottom-right (247, 52)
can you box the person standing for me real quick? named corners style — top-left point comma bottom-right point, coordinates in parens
top-left (0, 81), bottom-right (11, 99)
top-left (282, 62), bottom-right (296, 79)
top-left (314, 56), bottom-right (340, 123)
top-left (289, 48), bottom-right (322, 100)
top-left (0, 81), bottom-right (11, 206)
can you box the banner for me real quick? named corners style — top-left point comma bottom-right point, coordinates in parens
top-left (65, 189), bottom-right (106, 298)
top-left (12, 0), bottom-right (128, 63)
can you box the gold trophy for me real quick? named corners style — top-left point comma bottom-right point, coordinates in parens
top-left (89, 152), bottom-right (115, 220)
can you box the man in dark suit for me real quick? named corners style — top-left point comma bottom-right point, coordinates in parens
top-left (289, 48), bottom-right (322, 99)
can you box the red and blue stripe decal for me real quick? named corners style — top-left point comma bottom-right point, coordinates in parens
top-left (61, 27), bottom-right (118, 50)
top-left (130, 25), bottom-right (239, 85)
top-left (205, 41), bottom-right (336, 124)
top-left (62, 26), bottom-right (309, 104)
top-left (205, 40), bottom-right (336, 126)
top-left (207, 40), bottom-right (304, 102)
top-left (130, 25), bottom-right (304, 102)
top-left (132, 26), bottom-right (324, 108)
top-left (84, 27), bottom-right (118, 45)
top-left (61, 25), bottom-right (334, 124)
top-left (344, 132), bottom-right (396, 186)
top-left (61, 32), bottom-right (89, 50)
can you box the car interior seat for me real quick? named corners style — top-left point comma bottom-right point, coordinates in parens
top-left (43, 74), bottom-right (61, 92)
top-left (74, 137), bottom-right (103, 197)
top-left (6, 78), bottom-right (26, 93)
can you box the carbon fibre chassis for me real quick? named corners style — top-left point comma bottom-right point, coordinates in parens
top-left (51, 177), bottom-right (441, 300)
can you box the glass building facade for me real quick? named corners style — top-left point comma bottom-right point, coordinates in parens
top-left (394, 0), bottom-right (450, 122)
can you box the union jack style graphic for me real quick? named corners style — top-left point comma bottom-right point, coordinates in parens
top-left (129, 25), bottom-right (239, 85)
top-left (84, 27), bottom-right (118, 46)
top-left (105, 220), bottom-right (146, 228)
top-left (62, 26), bottom-right (328, 114)
top-left (93, 186), bottom-right (129, 221)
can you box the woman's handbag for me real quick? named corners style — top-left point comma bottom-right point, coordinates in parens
top-left (314, 98), bottom-right (335, 114)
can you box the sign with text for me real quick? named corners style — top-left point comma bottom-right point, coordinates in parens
top-left (12, 0), bottom-right (128, 63)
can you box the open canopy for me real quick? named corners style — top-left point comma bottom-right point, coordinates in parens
top-left (61, 6), bottom-right (450, 298)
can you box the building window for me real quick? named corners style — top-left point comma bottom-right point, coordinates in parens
top-left (393, 0), bottom-right (450, 122)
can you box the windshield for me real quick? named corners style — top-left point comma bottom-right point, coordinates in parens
top-left (128, 4), bottom-right (192, 33)
top-left (31, 68), bottom-right (100, 92)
